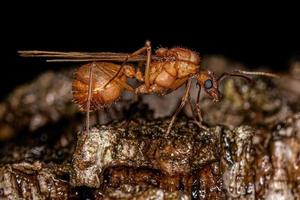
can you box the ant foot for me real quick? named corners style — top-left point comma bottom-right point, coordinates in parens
top-left (192, 120), bottom-right (209, 131)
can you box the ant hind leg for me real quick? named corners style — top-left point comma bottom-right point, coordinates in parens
top-left (86, 63), bottom-right (94, 135)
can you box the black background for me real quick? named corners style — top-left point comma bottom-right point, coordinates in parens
top-left (1, 3), bottom-right (299, 99)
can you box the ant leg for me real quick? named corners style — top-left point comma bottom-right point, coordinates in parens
top-left (185, 90), bottom-right (199, 121)
top-left (186, 86), bottom-right (208, 131)
top-left (166, 79), bottom-right (192, 134)
top-left (232, 70), bottom-right (279, 78)
top-left (194, 86), bottom-right (209, 131)
top-left (136, 61), bottom-right (145, 82)
top-left (86, 63), bottom-right (94, 135)
top-left (187, 95), bottom-right (200, 123)
top-left (187, 95), bottom-right (195, 119)
top-left (196, 85), bottom-right (203, 122)
top-left (104, 40), bottom-right (151, 88)
top-left (144, 40), bottom-right (152, 89)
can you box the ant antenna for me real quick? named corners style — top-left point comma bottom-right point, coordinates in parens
top-left (217, 70), bottom-right (279, 84)
top-left (233, 70), bottom-right (280, 78)
top-left (217, 71), bottom-right (252, 84)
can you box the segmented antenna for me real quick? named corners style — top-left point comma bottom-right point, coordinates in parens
top-left (233, 70), bottom-right (280, 78)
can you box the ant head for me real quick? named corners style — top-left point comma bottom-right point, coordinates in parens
top-left (196, 70), bottom-right (221, 102)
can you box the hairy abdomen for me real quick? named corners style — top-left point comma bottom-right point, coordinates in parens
top-left (72, 62), bottom-right (124, 111)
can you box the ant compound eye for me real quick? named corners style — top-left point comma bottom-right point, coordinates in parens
top-left (204, 79), bottom-right (213, 89)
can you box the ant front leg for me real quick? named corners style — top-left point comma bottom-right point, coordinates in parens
top-left (166, 79), bottom-right (192, 134)
top-left (186, 86), bottom-right (208, 131)
top-left (194, 86), bottom-right (209, 131)
top-left (104, 40), bottom-right (152, 88)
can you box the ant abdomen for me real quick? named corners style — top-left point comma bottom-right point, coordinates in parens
top-left (72, 62), bottom-right (126, 111)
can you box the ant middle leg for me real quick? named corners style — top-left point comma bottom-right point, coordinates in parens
top-left (187, 95), bottom-right (198, 121)
top-left (166, 79), bottom-right (192, 134)
top-left (186, 87), bottom-right (208, 131)
top-left (217, 71), bottom-right (252, 83)
top-left (193, 86), bottom-right (209, 131)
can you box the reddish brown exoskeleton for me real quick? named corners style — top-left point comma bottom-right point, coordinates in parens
top-left (19, 41), bottom-right (279, 134)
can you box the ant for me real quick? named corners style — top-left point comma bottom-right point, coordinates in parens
top-left (19, 41), bottom-right (278, 134)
